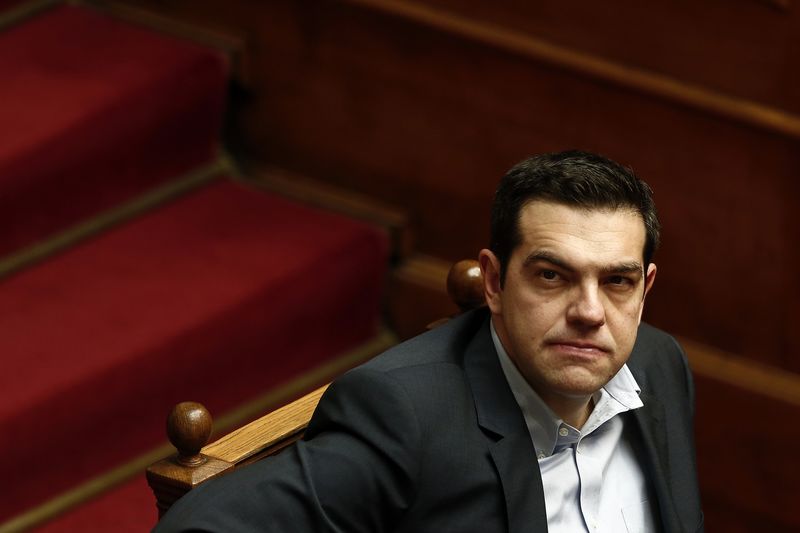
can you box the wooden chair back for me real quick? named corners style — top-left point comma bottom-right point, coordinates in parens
top-left (147, 259), bottom-right (484, 518)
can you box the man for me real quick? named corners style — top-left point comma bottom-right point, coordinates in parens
top-left (156, 151), bottom-right (703, 532)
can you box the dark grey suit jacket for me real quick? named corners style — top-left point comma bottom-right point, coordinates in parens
top-left (156, 309), bottom-right (703, 532)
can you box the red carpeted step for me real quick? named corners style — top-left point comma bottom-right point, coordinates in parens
top-left (0, 4), bottom-right (227, 257)
top-left (0, 179), bottom-right (388, 521)
top-left (34, 476), bottom-right (156, 533)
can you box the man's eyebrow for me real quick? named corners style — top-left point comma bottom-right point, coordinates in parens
top-left (599, 261), bottom-right (644, 276)
top-left (522, 251), bottom-right (575, 272)
top-left (523, 252), bottom-right (643, 276)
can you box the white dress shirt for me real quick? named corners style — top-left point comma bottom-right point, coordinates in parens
top-left (491, 322), bottom-right (658, 533)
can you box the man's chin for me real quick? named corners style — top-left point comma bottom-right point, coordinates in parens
top-left (550, 370), bottom-right (611, 398)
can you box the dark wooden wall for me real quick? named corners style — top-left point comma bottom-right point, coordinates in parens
top-left (115, 0), bottom-right (800, 530)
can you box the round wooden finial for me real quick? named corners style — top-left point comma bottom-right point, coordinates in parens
top-left (167, 402), bottom-right (212, 466)
top-left (447, 259), bottom-right (485, 312)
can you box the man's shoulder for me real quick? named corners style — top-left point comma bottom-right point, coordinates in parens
top-left (634, 321), bottom-right (679, 347)
top-left (360, 307), bottom-right (490, 374)
top-left (632, 322), bottom-right (685, 359)
top-left (309, 308), bottom-right (491, 436)
top-left (629, 321), bottom-right (691, 390)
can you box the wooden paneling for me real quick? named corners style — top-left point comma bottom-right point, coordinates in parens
top-left (347, 0), bottom-right (800, 138)
top-left (389, 255), bottom-right (458, 338)
top-left (695, 372), bottom-right (800, 531)
top-left (402, 0), bottom-right (800, 115)
top-left (689, 337), bottom-right (800, 530)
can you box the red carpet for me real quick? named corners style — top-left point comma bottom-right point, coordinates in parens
top-left (0, 179), bottom-right (388, 521)
top-left (1, 3), bottom-right (391, 528)
top-left (34, 476), bottom-right (156, 533)
top-left (0, 4), bottom-right (227, 257)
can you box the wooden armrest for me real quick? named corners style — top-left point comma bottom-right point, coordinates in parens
top-left (148, 259), bottom-right (485, 518)
top-left (146, 385), bottom-right (327, 518)
top-left (202, 385), bottom-right (328, 465)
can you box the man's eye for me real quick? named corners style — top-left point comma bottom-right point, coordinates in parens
top-left (540, 270), bottom-right (559, 281)
top-left (607, 275), bottom-right (632, 286)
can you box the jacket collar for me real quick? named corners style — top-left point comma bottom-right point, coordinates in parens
top-left (632, 392), bottom-right (684, 533)
top-left (462, 311), bottom-right (548, 533)
top-left (626, 331), bottom-right (685, 533)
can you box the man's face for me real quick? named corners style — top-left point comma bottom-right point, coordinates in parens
top-left (479, 200), bottom-right (656, 407)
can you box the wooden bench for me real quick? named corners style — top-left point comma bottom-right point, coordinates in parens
top-left (147, 259), bottom-right (485, 519)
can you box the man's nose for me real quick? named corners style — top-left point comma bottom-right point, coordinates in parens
top-left (566, 284), bottom-right (606, 327)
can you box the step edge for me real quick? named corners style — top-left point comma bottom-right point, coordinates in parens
top-left (0, 157), bottom-right (231, 280)
top-left (77, 0), bottom-right (250, 85)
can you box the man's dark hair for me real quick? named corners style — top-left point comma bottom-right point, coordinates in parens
top-left (490, 150), bottom-right (660, 284)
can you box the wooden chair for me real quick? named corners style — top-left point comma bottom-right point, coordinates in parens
top-left (147, 259), bottom-right (485, 519)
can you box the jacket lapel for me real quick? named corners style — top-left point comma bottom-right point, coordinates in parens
top-left (632, 393), bottom-right (683, 533)
top-left (463, 315), bottom-right (548, 532)
top-left (488, 434), bottom-right (548, 533)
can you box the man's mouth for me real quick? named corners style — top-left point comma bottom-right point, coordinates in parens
top-left (547, 340), bottom-right (610, 356)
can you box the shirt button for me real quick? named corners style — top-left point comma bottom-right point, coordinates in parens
top-left (558, 427), bottom-right (569, 437)
top-left (537, 452), bottom-right (545, 459)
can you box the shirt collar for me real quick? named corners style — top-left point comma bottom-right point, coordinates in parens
top-left (490, 319), bottom-right (643, 457)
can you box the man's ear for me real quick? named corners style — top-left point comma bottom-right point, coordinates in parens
top-left (637, 262), bottom-right (657, 322)
top-left (644, 262), bottom-right (657, 297)
top-left (478, 249), bottom-right (503, 314)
